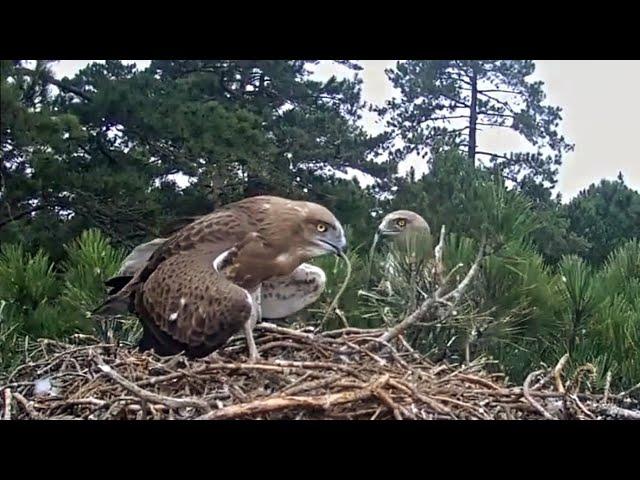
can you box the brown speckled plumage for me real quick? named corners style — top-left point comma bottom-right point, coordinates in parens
top-left (96, 196), bottom-right (346, 359)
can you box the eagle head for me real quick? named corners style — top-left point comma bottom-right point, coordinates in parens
top-left (377, 210), bottom-right (430, 238)
top-left (295, 201), bottom-right (348, 258)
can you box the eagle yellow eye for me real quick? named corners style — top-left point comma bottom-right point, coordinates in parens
top-left (396, 219), bottom-right (406, 228)
top-left (316, 223), bottom-right (327, 233)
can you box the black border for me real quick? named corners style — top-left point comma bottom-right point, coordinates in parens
top-left (2, 12), bottom-right (639, 468)
top-left (3, 9), bottom-right (639, 60)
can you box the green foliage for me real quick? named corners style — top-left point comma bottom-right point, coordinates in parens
top-left (344, 176), bottom-right (640, 391)
top-left (564, 240), bottom-right (640, 390)
top-left (1, 60), bottom-right (389, 262)
top-left (2, 59), bottom-right (640, 394)
top-left (0, 229), bottom-right (132, 372)
top-left (566, 174), bottom-right (640, 265)
top-left (377, 60), bottom-right (574, 187)
top-left (61, 229), bottom-right (127, 312)
top-left (0, 243), bottom-right (59, 310)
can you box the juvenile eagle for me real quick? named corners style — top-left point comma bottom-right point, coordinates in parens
top-left (373, 210), bottom-right (431, 295)
top-left (97, 196), bottom-right (347, 361)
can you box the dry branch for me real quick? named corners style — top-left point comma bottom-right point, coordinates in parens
top-left (1, 327), bottom-right (636, 420)
top-left (197, 375), bottom-right (389, 420)
top-left (2, 388), bottom-right (11, 420)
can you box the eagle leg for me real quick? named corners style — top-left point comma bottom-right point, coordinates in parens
top-left (244, 285), bottom-right (261, 362)
top-left (244, 319), bottom-right (259, 362)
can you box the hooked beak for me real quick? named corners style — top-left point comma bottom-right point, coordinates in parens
top-left (318, 225), bottom-right (348, 256)
top-left (318, 238), bottom-right (348, 256)
top-left (377, 226), bottom-right (397, 236)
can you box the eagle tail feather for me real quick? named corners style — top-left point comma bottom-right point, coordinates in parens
top-left (93, 295), bottom-right (130, 317)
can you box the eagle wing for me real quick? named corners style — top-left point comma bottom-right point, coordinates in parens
top-left (101, 196), bottom-right (276, 303)
top-left (135, 250), bottom-right (256, 357)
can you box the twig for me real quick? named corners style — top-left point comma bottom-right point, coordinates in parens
top-left (379, 236), bottom-right (486, 345)
top-left (432, 225), bottom-right (446, 285)
top-left (596, 405), bottom-right (640, 420)
top-left (569, 394), bottom-right (596, 420)
top-left (96, 363), bottom-right (211, 412)
top-left (11, 392), bottom-right (39, 419)
top-left (374, 388), bottom-right (404, 420)
top-left (603, 371), bottom-right (612, 404)
top-left (523, 370), bottom-right (556, 420)
top-left (196, 375), bottom-right (390, 420)
top-left (2, 389), bottom-right (11, 420)
top-left (280, 375), bottom-right (341, 396)
top-left (618, 382), bottom-right (640, 399)
top-left (553, 353), bottom-right (569, 394)
top-left (378, 298), bottom-right (438, 344)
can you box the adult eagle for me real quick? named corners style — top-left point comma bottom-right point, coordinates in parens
top-left (96, 196), bottom-right (347, 361)
top-left (372, 210), bottom-right (431, 295)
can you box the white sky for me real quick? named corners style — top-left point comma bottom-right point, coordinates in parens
top-left (49, 60), bottom-right (640, 201)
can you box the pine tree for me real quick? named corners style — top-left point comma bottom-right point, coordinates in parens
top-left (377, 60), bottom-right (574, 189)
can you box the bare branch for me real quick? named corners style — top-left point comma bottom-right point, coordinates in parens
top-left (477, 91), bottom-right (517, 114)
top-left (475, 151), bottom-right (513, 162)
top-left (96, 362), bottom-right (211, 412)
top-left (478, 112), bottom-right (516, 118)
top-left (196, 375), bottom-right (390, 420)
top-left (523, 370), bottom-right (556, 420)
top-left (0, 204), bottom-right (48, 230)
top-left (429, 115), bottom-right (471, 121)
top-left (553, 353), bottom-right (570, 394)
top-left (433, 225), bottom-right (446, 285)
top-left (378, 298), bottom-right (438, 344)
top-left (2, 388), bottom-right (11, 420)
top-left (476, 123), bottom-right (513, 128)
top-left (438, 93), bottom-right (470, 108)
top-left (595, 405), bottom-right (640, 420)
top-left (478, 89), bottom-right (524, 95)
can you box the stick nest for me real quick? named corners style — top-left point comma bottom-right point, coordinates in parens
top-left (1, 324), bottom-right (638, 420)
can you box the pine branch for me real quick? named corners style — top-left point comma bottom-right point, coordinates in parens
top-left (15, 67), bottom-right (93, 102)
top-left (478, 112), bottom-right (516, 118)
top-left (438, 93), bottom-right (470, 108)
top-left (478, 89), bottom-right (524, 95)
top-left (377, 229), bottom-right (487, 344)
top-left (475, 151), bottom-right (513, 162)
top-left (477, 91), bottom-right (517, 114)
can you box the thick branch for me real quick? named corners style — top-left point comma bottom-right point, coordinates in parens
top-left (477, 91), bottom-right (517, 114)
top-left (475, 151), bottom-right (513, 162)
top-left (478, 89), bottom-right (524, 95)
top-left (2, 388), bottom-right (11, 420)
top-left (15, 67), bottom-right (93, 102)
top-left (476, 123), bottom-right (513, 128)
top-left (438, 93), bottom-right (470, 109)
top-left (0, 204), bottom-right (48, 229)
top-left (432, 224), bottom-right (446, 284)
top-left (97, 363), bottom-right (211, 411)
top-left (477, 112), bottom-right (516, 118)
top-left (195, 375), bottom-right (390, 420)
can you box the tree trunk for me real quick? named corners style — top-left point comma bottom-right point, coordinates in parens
top-left (468, 69), bottom-right (478, 166)
top-left (244, 163), bottom-right (268, 197)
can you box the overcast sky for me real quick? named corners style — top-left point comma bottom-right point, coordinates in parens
top-left (50, 60), bottom-right (640, 201)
